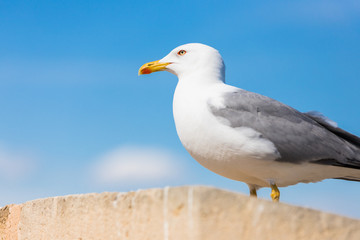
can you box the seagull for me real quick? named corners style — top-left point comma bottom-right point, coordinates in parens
top-left (138, 43), bottom-right (360, 201)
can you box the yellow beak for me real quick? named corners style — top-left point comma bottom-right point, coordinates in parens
top-left (138, 60), bottom-right (171, 75)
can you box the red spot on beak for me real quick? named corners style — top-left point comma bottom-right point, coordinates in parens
top-left (141, 67), bottom-right (152, 75)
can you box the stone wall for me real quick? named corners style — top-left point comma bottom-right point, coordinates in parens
top-left (1, 186), bottom-right (359, 240)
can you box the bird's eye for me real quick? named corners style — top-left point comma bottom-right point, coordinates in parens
top-left (177, 50), bottom-right (187, 56)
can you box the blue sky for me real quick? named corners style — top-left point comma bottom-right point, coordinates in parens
top-left (1, 0), bottom-right (360, 218)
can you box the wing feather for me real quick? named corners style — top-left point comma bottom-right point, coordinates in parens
top-left (208, 89), bottom-right (360, 169)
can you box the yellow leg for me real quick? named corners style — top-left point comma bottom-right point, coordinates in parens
top-left (250, 188), bottom-right (257, 198)
top-left (248, 185), bottom-right (257, 198)
top-left (270, 184), bottom-right (280, 202)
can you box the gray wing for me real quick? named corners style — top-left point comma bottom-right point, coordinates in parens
top-left (208, 89), bottom-right (360, 169)
top-left (304, 111), bottom-right (360, 149)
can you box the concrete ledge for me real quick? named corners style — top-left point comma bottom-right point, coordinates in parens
top-left (1, 186), bottom-right (359, 240)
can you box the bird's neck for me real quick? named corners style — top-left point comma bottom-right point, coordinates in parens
top-left (178, 69), bottom-right (226, 86)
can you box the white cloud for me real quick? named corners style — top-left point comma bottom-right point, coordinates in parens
top-left (0, 145), bottom-right (36, 181)
top-left (91, 146), bottom-right (183, 186)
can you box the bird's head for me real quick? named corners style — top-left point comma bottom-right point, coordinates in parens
top-left (139, 43), bottom-right (225, 82)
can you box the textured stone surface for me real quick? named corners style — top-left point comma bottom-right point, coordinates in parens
top-left (0, 204), bottom-right (21, 240)
top-left (1, 186), bottom-right (360, 240)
